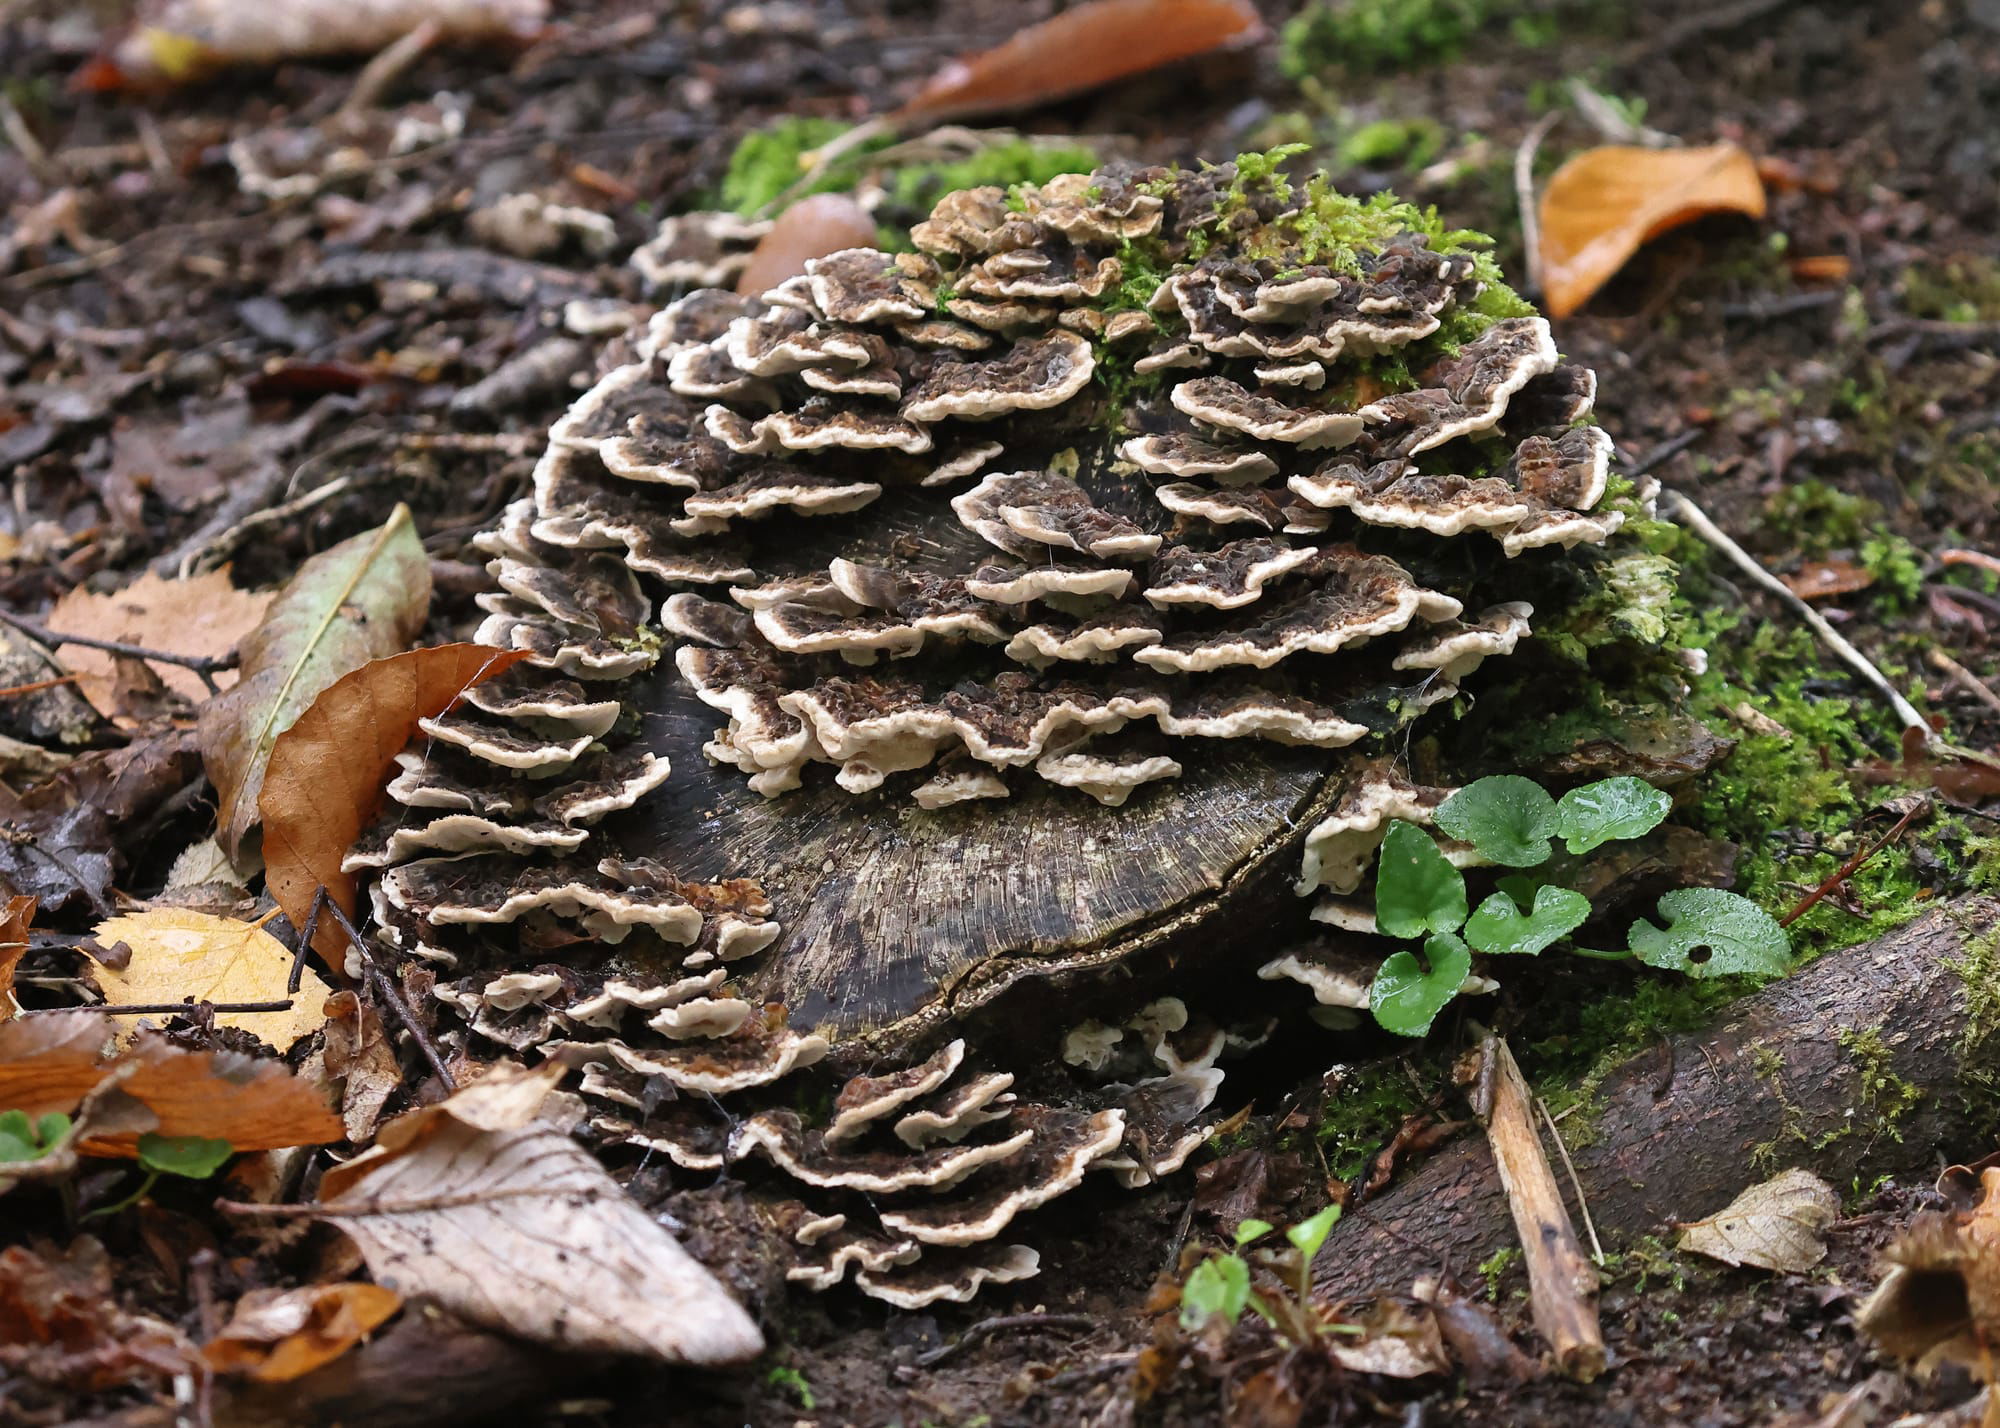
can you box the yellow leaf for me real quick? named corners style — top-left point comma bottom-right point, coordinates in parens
top-left (88, 909), bottom-right (331, 1052)
top-left (1537, 143), bottom-right (1767, 319)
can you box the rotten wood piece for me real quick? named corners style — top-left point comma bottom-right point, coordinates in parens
top-left (1314, 899), bottom-right (1999, 1301)
top-left (1477, 1034), bottom-right (1605, 1382)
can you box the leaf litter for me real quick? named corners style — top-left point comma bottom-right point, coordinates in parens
top-left (87, 907), bottom-right (332, 1051)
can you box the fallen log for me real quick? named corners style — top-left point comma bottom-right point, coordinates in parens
top-left (1314, 899), bottom-right (1999, 1300)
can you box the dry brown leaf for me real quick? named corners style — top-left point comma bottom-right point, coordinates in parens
top-left (321, 989), bottom-right (401, 1142)
top-left (1537, 143), bottom-right (1767, 319)
top-left (199, 506), bottom-right (431, 863)
top-left (0, 895), bottom-right (33, 1019)
top-left (47, 569), bottom-right (269, 722)
top-left (1860, 1165), bottom-right (2000, 1376)
top-left (261, 643), bottom-right (527, 960)
top-left (0, 1010), bottom-right (341, 1157)
top-left (1782, 558), bottom-right (1875, 602)
top-left (736, 194), bottom-right (879, 298)
top-left (318, 1062), bottom-right (765, 1366)
top-left (203, 1283), bottom-right (403, 1382)
top-left (0, 1239), bottom-right (199, 1399)
top-left (88, 909), bottom-right (331, 1052)
top-left (895, 0), bottom-right (1264, 123)
top-left (1677, 1167), bottom-right (1839, 1272)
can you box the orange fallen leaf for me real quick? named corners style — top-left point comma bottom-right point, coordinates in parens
top-left (203, 1283), bottom-right (403, 1382)
top-left (0, 895), bottom-right (33, 1020)
top-left (894, 0), bottom-right (1264, 124)
top-left (261, 643), bottom-right (527, 960)
top-left (0, 1010), bottom-right (341, 1156)
top-left (736, 194), bottom-right (879, 298)
top-left (48, 569), bottom-right (270, 723)
top-left (1537, 143), bottom-right (1767, 319)
top-left (1789, 254), bottom-right (1851, 284)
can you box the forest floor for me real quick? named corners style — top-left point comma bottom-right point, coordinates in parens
top-left (2, 0), bottom-right (1998, 1425)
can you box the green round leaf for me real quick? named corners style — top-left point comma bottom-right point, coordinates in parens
top-left (1434, 776), bottom-right (1557, 867)
top-left (1552, 776), bottom-right (1671, 854)
top-left (1369, 931), bottom-right (1473, 1037)
top-left (1234, 1218), bottom-right (1275, 1246)
top-left (1180, 1253), bottom-right (1252, 1331)
top-left (1286, 1205), bottom-right (1342, 1260)
top-left (136, 1133), bottom-right (234, 1180)
top-left (1464, 885), bottom-right (1591, 956)
top-left (0, 1109), bottom-right (70, 1163)
top-left (1628, 889), bottom-right (1791, 978)
top-left (1374, 821), bottom-right (1468, 938)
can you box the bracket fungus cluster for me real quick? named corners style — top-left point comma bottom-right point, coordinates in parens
top-left (362, 156), bottom-right (1632, 1304)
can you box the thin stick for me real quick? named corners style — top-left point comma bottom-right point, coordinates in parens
top-left (1930, 648), bottom-right (2000, 718)
top-left (311, 888), bottom-right (455, 1092)
top-left (1780, 798), bottom-right (1926, 928)
top-left (335, 19), bottom-right (441, 123)
top-left (1661, 490), bottom-right (1933, 743)
top-left (915, 1312), bottom-right (1093, 1368)
top-left (1624, 428), bottom-right (1703, 479)
top-left (24, 998), bottom-right (296, 1016)
top-left (1513, 113), bottom-right (1561, 298)
top-left (0, 675), bottom-right (81, 699)
top-left (0, 606), bottom-right (237, 694)
top-left (1477, 1035), bottom-right (1605, 1382)
top-left (1536, 1096), bottom-right (1604, 1263)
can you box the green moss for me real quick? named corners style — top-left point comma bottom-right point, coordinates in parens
top-left (1901, 255), bottom-right (2000, 324)
top-left (717, 116), bottom-right (874, 215)
top-left (1762, 482), bottom-right (1879, 557)
top-left (1833, 1026), bottom-right (1922, 1144)
top-left (717, 119), bottom-right (1097, 225)
top-left (1858, 533), bottom-right (1925, 611)
top-left (1281, 0), bottom-right (1496, 76)
top-left (1477, 1246), bottom-right (1522, 1300)
top-left (1310, 1058), bottom-right (1442, 1183)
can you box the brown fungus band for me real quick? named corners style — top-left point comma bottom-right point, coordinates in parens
top-left (361, 157), bottom-right (1627, 1306)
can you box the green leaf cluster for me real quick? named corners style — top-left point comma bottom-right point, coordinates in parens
top-left (1365, 774), bottom-right (1790, 1036)
top-left (0, 1109), bottom-right (70, 1163)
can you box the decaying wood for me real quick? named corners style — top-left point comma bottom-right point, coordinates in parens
top-left (1314, 899), bottom-right (1999, 1300)
top-left (1479, 1034), bottom-right (1605, 1381)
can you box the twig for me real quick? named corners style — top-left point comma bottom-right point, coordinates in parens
top-left (1624, 428), bottom-right (1704, 479)
top-left (1940, 549), bottom-right (2000, 580)
top-left (336, 19), bottom-right (442, 124)
top-left (1565, 78), bottom-right (1676, 148)
top-left (24, 998), bottom-right (295, 1016)
top-left (1536, 1096), bottom-right (1603, 1263)
top-left (0, 606), bottom-right (237, 695)
top-left (1929, 649), bottom-right (2000, 718)
top-left (0, 93), bottom-right (58, 184)
top-left (299, 885), bottom-right (454, 1092)
top-left (1477, 1035), bottom-right (1605, 1382)
top-left (1720, 290), bottom-right (1843, 322)
top-left (1513, 113), bottom-right (1561, 299)
top-left (1781, 799), bottom-right (1927, 928)
top-left (0, 675), bottom-right (81, 699)
top-left (179, 472), bottom-right (364, 579)
top-left (915, 1312), bottom-right (1094, 1368)
top-left (1662, 490), bottom-right (1934, 745)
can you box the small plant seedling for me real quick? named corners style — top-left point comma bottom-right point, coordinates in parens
top-left (1364, 775), bottom-right (1791, 1035)
top-left (1179, 1206), bottom-right (1344, 1343)
top-left (0, 1109), bottom-right (71, 1163)
top-left (84, 1133), bottom-right (234, 1220)
top-left (765, 1366), bottom-right (816, 1412)
top-left (1180, 1250), bottom-right (1254, 1331)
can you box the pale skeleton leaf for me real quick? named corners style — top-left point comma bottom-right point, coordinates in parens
top-left (1677, 1167), bottom-right (1840, 1272)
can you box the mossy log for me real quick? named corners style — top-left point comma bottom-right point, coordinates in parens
top-left (1313, 899), bottom-right (2000, 1301)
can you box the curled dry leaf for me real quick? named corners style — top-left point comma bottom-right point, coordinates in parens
top-left (0, 894), bottom-right (33, 1019)
top-left (317, 1062), bottom-right (765, 1366)
top-left (88, 908), bottom-right (332, 1052)
top-left (261, 643), bottom-right (527, 960)
top-left (1676, 1166), bottom-right (1840, 1272)
top-left (1781, 558), bottom-right (1875, 602)
top-left (0, 1010), bottom-right (341, 1157)
top-left (735, 194), bottom-right (879, 298)
top-left (203, 1283), bottom-right (403, 1383)
top-left (46, 569), bottom-right (269, 722)
top-left (198, 505), bottom-right (431, 863)
top-left (1537, 143), bottom-right (1767, 319)
top-left (1859, 1163), bottom-right (2000, 1388)
top-left (894, 0), bottom-right (1265, 123)
top-left (85, 0), bottom-right (548, 89)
